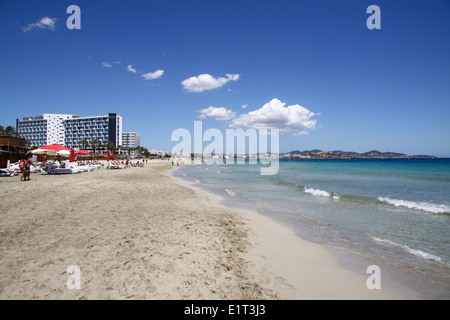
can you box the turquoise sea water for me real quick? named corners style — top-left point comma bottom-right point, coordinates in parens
top-left (175, 158), bottom-right (450, 299)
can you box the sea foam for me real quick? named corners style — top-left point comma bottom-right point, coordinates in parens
top-left (373, 237), bottom-right (442, 263)
top-left (377, 197), bottom-right (450, 214)
top-left (304, 187), bottom-right (330, 198)
top-left (225, 189), bottom-right (238, 197)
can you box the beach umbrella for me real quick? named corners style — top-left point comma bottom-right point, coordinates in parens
top-left (57, 150), bottom-right (71, 157)
top-left (69, 149), bottom-right (76, 162)
top-left (38, 143), bottom-right (71, 152)
top-left (74, 150), bottom-right (91, 155)
top-left (107, 150), bottom-right (110, 161)
top-left (112, 150), bottom-right (115, 160)
top-left (31, 148), bottom-right (58, 155)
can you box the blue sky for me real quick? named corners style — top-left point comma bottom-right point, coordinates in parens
top-left (1, 0), bottom-right (449, 156)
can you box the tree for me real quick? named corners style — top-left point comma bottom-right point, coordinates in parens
top-left (91, 138), bottom-right (99, 155)
top-left (5, 126), bottom-right (15, 135)
top-left (106, 140), bottom-right (116, 151)
top-left (0, 125), bottom-right (16, 136)
top-left (80, 139), bottom-right (89, 150)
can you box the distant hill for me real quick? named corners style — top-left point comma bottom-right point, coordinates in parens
top-left (360, 150), bottom-right (407, 158)
top-left (281, 149), bottom-right (436, 159)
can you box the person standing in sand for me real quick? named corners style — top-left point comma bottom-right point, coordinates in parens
top-left (24, 157), bottom-right (33, 181)
top-left (19, 158), bottom-right (26, 181)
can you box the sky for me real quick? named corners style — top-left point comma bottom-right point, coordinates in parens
top-left (1, 0), bottom-right (449, 156)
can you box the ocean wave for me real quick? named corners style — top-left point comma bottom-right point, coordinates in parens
top-left (225, 189), bottom-right (238, 197)
top-left (304, 187), bottom-right (330, 198)
top-left (377, 197), bottom-right (450, 214)
top-left (372, 237), bottom-right (442, 263)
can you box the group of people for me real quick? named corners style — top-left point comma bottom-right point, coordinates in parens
top-left (112, 158), bottom-right (147, 168)
top-left (19, 157), bottom-right (33, 181)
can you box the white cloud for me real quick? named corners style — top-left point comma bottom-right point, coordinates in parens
top-left (181, 73), bottom-right (240, 93)
top-left (230, 98), bottom-right (317, 133)
top-left (142, 69), bottom-right (164, 80)
top-left (241, 104), bottom-right (248, 109)
top-left (198, 106), bottom-right (236, 121)
top-left (293, 131), bottom-right (309, 136)
top-left (127, 65), bottom-right (137, 73)
top-left (23, 17), bottom-right (57, 32)
top-left (103, 61), bottom-right (121, 68)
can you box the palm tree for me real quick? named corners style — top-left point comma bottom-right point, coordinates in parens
top-left (106, 140), bottom-right (116, 152)
top-left (91, 138), bottom-right (99, 155)
top-left (80, 139), bottom-right (89, 150)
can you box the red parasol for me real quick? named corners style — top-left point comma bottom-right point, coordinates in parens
top-left (38, 143), bottom-right (71, 151)
top-left (107, 150), bottom-right (111, 161)
top-left (112, 150), bottom-right (116, 160)
top-left (75, 150), bottom-right (91, 155)
top-left (69, 149), bottom-right (76, 162)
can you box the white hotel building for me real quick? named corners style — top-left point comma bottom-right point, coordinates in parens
top-left (122, 131), bottom-right (140, 149)
top-left (17, 113), bottom-right (123, 150)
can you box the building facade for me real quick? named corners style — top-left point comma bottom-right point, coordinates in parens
top-left (64, 113), bottom-right (122, 149)
top-left (122, 131), bottom-right (140, 149)
top-left (121, 131), bottom-right (140, 157)
top-left (17, 113), bottom-right (123, 150)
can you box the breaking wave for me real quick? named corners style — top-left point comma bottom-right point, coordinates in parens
top-left (377, 197), bottom-right (450, 215)
top-left (304, 187), bottom-right (330, 198)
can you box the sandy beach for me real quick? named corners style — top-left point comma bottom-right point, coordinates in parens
top-left (0, 160), bottom-right (417, 299)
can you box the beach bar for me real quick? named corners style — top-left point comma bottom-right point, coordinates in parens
top-left (0, 134), bottom-right (28, 168)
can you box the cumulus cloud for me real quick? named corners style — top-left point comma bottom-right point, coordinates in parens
top-left (241, 104), bottom-right (248, 109)
top-left (198, 106), bottom-right (236, 121)
top-left (181, 73), bottom-right (240, 93)
top-left (127, 65), bottom-right (137, 73)
top-left (142, 69), bottom-right (164, 80)
top-left (230, 98), bottom-right (317, 133)
top-left (23, 17), bottom-right (57, 32)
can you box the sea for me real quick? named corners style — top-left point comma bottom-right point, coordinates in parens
top-left (174, 158), bottom-right (450, 299)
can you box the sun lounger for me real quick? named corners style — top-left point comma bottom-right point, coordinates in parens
top-left (46, 162), bottom-right (78, 174)
top-left (68, 164), bottom-right (93, 172)
top-left (90, 163), bottom-right (101, 169)
top-left (109, 164), bottom-right (126, 169)
top-left (0, 168), bottom-right (15, 176)
top-left (105, 161), bottom-right (126, 169)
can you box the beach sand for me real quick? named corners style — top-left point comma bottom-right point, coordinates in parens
top-left (0, 160), bottom-right (417, 299)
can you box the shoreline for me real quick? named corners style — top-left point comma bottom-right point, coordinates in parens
top-left (169, 163), bottom-right (419, 299)
top-left (0, 160), bottom-right (417, 299)
top-left (174, 162), bottom-right (450, 300)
